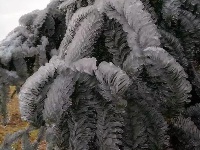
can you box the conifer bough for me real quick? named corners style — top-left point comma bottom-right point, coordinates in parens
top-left (0, 0), bottom-right (200, 149)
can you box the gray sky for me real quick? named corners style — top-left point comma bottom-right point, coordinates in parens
top-left (0, 0), bottom-right (50, 41)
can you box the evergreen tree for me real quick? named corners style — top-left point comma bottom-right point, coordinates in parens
top-left (0, 0), bottom-right (200, 149)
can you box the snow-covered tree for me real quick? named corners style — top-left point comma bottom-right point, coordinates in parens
top-left (0, 0), bottom-right (200, 149)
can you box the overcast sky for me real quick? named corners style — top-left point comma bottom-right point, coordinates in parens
top-left (0, 0), bottom-right (50, 41)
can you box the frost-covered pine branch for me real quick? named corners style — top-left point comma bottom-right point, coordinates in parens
top-left (0, 0), bottom-right (200, 149)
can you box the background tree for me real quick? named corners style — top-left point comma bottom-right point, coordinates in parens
top-left (0, 0), bottom-right (200, 149)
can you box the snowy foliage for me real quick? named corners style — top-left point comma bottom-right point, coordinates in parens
top-left (0, 0), bottom-right (200, 149)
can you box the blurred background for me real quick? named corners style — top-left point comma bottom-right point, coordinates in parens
top-left (0, 0), bottom-right (50, 41)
